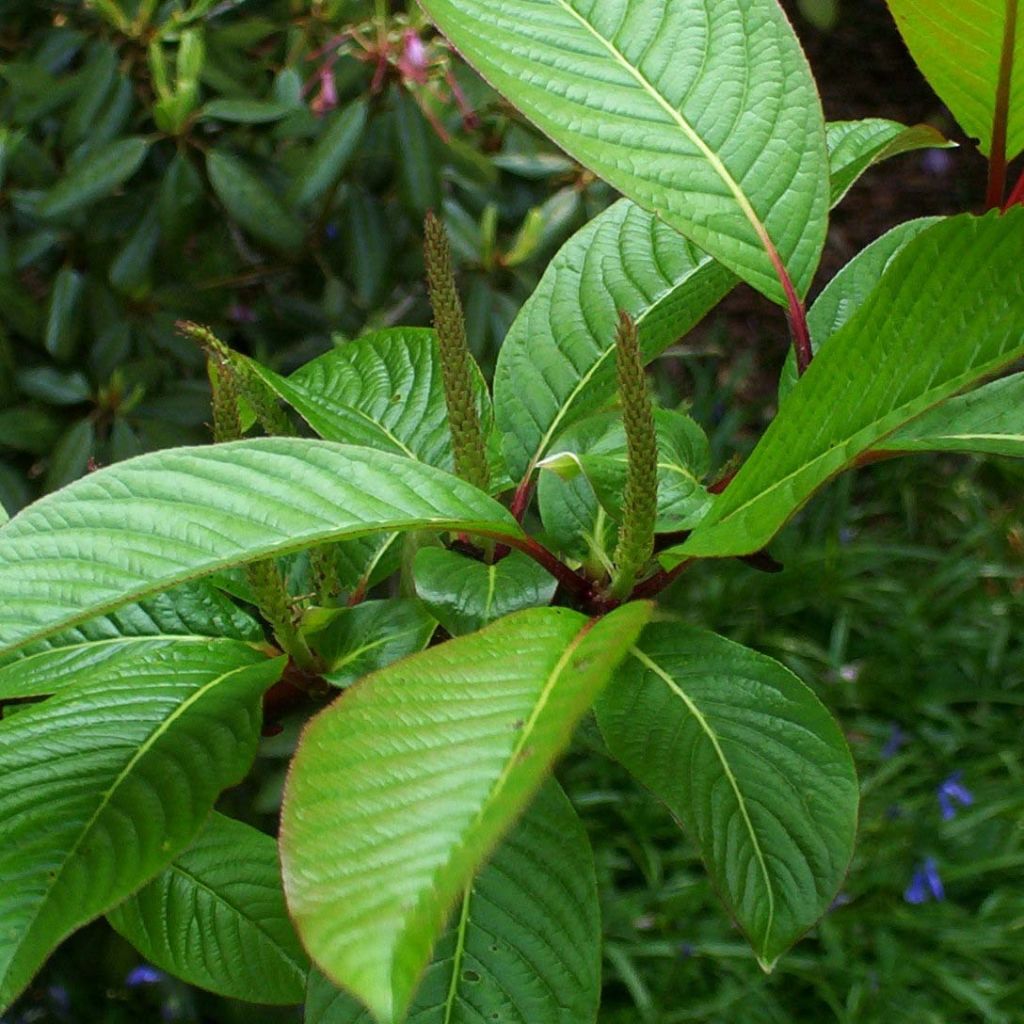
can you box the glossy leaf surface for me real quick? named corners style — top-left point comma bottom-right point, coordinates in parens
top-left (493, 199), bottom-right (734, 483)
top-left (886, 0), bottom-right (1023, 159)
top-left (251, 329), bottom-right (508, 487)
top-left (419, 0), bottom-right (830, 304)
top-left (306, 599), bottom-right (438, 689)
top-left (413, 548), bottom-right (558, 636)
top-left (826, 118), bottom-right (954, 205)
top-left (0, 644), bottom-right (283, 1009)
top-left (673, 211), bottom-right (1024, 559)
top-left (879, 373), bottom-right (1024, 457)
top-left (108, 813), bottom-right (308, 1005)
top-left (0, 438), bottom-right (522, 657)
top-left (596, 622), bottom-right (857, 967)
top-left (281, 603), bottom-right (651, 1024)
top-left (539, 408), bottom-right (713, 531)
top-left (305, 780), bottom-right (600, 1024)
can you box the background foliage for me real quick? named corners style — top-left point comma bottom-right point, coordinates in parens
top-left (1, 1), bottom-right (1021, 1023)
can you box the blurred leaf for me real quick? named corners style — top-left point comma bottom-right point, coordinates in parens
top-left (206, 149), bottom-right (305, 254)
top-left (15, 367), bottom-right (91, 406)
top-left (44, 266), bottom-right (85, 361)
top-left (44, 418), bottom-right (94, 492)
top-left (37, 136), bottom-right (150, 219)
top-left (393, 88), bottom-right (441, 218)
top-left (199, 98), bottom-right (295, 123)
top-left (288, 99), bottom-right (368, 208)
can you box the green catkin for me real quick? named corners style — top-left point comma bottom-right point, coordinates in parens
top-left (423, 212), bottom-right (491, 493)
top-left (610, 311), bottom-right (658, 600)
top-left (190, 322), bottom-right (318, 669)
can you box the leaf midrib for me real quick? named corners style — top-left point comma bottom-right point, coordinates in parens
top-left (389, 618), bottom-right (596, 992)
top-left (549, 0), bottom-right (773, 252)
top-left (9, 660), bottom-right (268, 987)
top-left (632, 647), bottom-right (775, 952)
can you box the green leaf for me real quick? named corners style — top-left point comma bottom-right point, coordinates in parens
top-left (418, 0), bottom-right (830, 304)
top-left (280, 603), bottom-right (652, 1024)
top-left (37, 136), bottom-right (150, 219)
top-left (672, 210), bottom-right (1024, 560)
top-left (826, 118), bottom-right (955, 205)
top-left (289, 100), bottom-right (368, 208)
top-left (539, 409), bottom-right (713, 532)
top-left (304, 779), bottom-right (600, 1024)
top-left (305, 599), bottom-right (437, 688)
top-left (491, 126), bottom-right (942, 487)
top-left (537, 463), bottom-right (614, 568)
top-left (108, 813), bottom-right (308, 1005)
top-left (199, 98), bottom-right (295, 123)
top-left (0, 581), bottom-right (263, 700)
top-left (493, 199), bottom-right (735, 483)
top-left (44, 266), bottom-right (85, 361)
top-left (250, 330), bottom-right (509, 487)
top-left (413, 548), bottom-right (558, 636)
top-left (879, 373), bottom-right (1024, 457)
top-left (0, 644), bottom-right (284, 1010)
top-left (0, 438), bottom-right (523, 657)
top-left (45, 418), bottom-right (94, 492)
top-left (595, 621), bottom-right (858, 968)
top-left (393, 88), bottom-right (441, 218)
top-left (886, 0), bottom-right (1023, 159)
top-left (206, 149), bottom-right (305, 254)
top-left (778, 217), bottom-right (942, 399)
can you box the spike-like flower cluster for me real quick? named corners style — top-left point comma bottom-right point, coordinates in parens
top-left (423, 212), bottom-right (491, 493)
top-left (611, 311), bottom-right (658, 599)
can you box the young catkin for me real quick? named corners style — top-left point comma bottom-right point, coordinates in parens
top-left (611, 311), bottom-right (658, 599)
top-left (423, 212), bottom-right (491, 493)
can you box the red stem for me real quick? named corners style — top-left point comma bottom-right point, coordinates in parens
top-left (987, 0), bottom-right (1019, 209)
top-left (1003, 167), bottom-right (1024, 210)
top-left (481, 531), bottom-right (594, 604)
top-left (764, 239), bottom-right (813, 375)
top-left (629, 559), bottom-right (694, 601)
top-left (509, 476), bottom-right (535, 522)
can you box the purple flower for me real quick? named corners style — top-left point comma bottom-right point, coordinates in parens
top-left (880, 723), bottom-right (906, 759)
top-left (125, 964), bottom-right (164, 987)
top-left (937, 771), bottom-right (974, 821)
top-left (904, 857), bottom-right (944, 904)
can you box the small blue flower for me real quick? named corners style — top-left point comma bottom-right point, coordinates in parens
top-left (904, 857), bottom-right (944, 904)
top-left (125, 964), bottom-right (164, 987)
top-left (880, 723), bottom-right (906, 759)
top-left (937, 771), bottom-right (974, 820)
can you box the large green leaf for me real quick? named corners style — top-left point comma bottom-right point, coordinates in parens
top-left (493, 199), bottom-right (734, 483)
top-left (250, 330), bottom-right (509, 489)
top-left (878, 373), bottom-right (1024, 457)
top-left (671, 210), bottom-right (1024, 560)
top-left (280, 603), bottom-right (651, 1024)
top-left (108, 813), bottom-right (308, 1005)
top-left (412, 547), bottom-right (558, 636)
top-left (886, 0), bottom-right (1023, 160)
top-left (596, 622), bottom-right (857, 968)
top-left (778, 217), bottom-right (941, 399)
top-left (305, 780), bottom-right (601, 1024)
top-left (0, 438), bottom-right (523, 657)
top-left (0, 644), bottom-right (284, 1010)
top-left (826, 118), bottom-right (954, 205)
top-left (419, 0), bottom-right (830, 304)
top-left (491, 119), bottom-right (934, 486)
